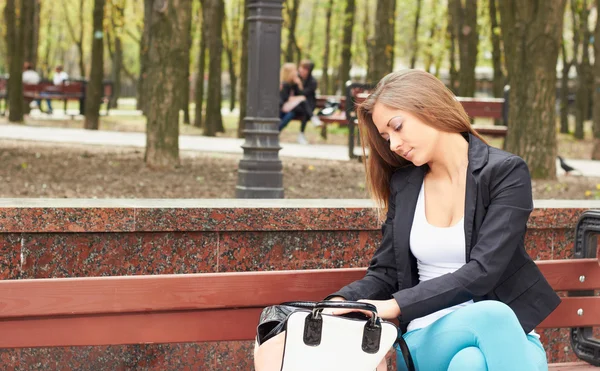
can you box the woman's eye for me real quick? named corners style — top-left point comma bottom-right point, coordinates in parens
top-left (393, 123), bottom-right (403, 131)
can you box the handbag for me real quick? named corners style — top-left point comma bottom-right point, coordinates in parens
top-left (254, 300), bottom-right (415, 371)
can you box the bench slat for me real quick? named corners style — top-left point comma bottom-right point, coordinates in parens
top-left (0, 260), bottom-right (596, 319)
top-left (0, 268), bottom-right (366, 318)
top-left (0, 308), bottom-right (262, 348)
top-left (0, 297), bottom-right (597, 348)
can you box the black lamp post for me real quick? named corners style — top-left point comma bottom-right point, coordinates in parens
top-left (236, 0), bottom-right (284, 198)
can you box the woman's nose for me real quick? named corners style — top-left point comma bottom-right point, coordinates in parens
top-left (389, 135), bottom-right (403, 152)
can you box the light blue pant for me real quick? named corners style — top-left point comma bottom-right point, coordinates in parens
top-left (396, 301), bottom-right (548, 371)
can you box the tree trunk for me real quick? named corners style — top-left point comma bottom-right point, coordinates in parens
top-left (145, 0), bottom-right (192, 168)
top-left (337, 0), bottom-right (355, 93)
top-left (108, 0), bottom-right (126, 110)
top-left (285, 0), bottom-right (300, 62)
top-left (204, 0), bottom-right (224, 136)
top-left (574, 0), bottom-right (591, 140)
top-left (593, 0), bottom-right (600, 159)
top-left (560, 39), bottom-right (572, 134)
top-left (320, 0), bottom-right (334, 95)
top-left (454, 0), bottom-right (478, 97)
top-left (23, 0), bottom-right (40, 67)
top-left (137, 0), bottom-right (153, 113)
top-left (367, 0), bottom-right (395, 82)
top-left (84, 0), bottom-right (105, 130)
top-left (194, 0), bottom-right (207, 128)
top-left (78, 0), bottom-right (86, 76)
top-left (423, 0), bottom-right (438, 73)
top-left (181, 4), bottom-right (192, 125)
top-left (489, 0), bottom-right (504, 125)
top-left (447, 0), bottom-right (458, 93)
top-left (223, 5), bottom-right (237, 113)
top-left (5, 0), bottom-right (26, 122)
top-left (236, 0), bottom-right (248, 138)
top-left (409, 0), bottom-right (422, 69)
top-left (305, 0), bottom-right (316, 58)
top-left (499, 0), bottom-right (566, 179)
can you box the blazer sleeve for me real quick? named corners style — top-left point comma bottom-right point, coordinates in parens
top-left (392, 156), bottom-right (534, 322)
top-left (327, 191), bottom-right (399, 301)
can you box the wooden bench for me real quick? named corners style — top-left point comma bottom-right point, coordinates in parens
top-left (0, 210), bottom-right (598, 369)
top-left (22, 80), bottom-right (114, 116)
top-left (310, 83), bottom-right (508, 159)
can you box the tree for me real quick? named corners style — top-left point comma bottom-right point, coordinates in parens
top-left (499, 0), bottom-right (566, 179)
top-left (84, 0), bottom-right (105, 130)
top-left (451, 0), bottom-right (478, 97)
top-left (337, 0), bottom-right (354, 93)
top-left (320, 0), bottom-right (334, 94)
top-left (488, 0), bottom-right (504, 125)
top-left (194, 0), bottom-right (207, 128)
top-left (592, 0), bottom-right (600, 159)
top-left (62, 0), bottom-right (86, 77)
top-left (559, 22), bottom-right (573, 134)
top-left (447, 0), bottom-right (458, 93)
top-left (137, 0), bottom-right (152, 113)
top-left (285, 0), bottom-right (300, 62)
top-left (409, 0), bottom-right (422, 69)
top-left (367, 0), bottom-right (395, 82)
top-left (572, 0), bottom-right (592, 140)
top-left (204, 0), bottom-right (224, 136)
top-left (23, 0), bottom-right (41, 68)
top-left (145, 0), bottom-right (193, 168)
top-left (224, 0), bottom-right (241, 113)
top-left (5, 0), bottom-right (30, 122)
top-left (106, 0), bottom-right (126, 109)
top-left (236, 0), bottom-right (249, 138)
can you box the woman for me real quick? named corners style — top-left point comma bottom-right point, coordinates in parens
top-left (326, 69), bottom-right (561, 370)
top-left (279, 63), bottom-right (320, 144)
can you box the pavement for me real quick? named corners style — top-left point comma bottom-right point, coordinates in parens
top-left (1, 114), bottom-right (599, 176)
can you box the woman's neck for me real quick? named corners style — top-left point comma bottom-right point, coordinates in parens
top-left (427, 133), bottom-right (469, 183)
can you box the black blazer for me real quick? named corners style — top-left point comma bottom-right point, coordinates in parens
top-left (330, 133), bottom-right (561, 333)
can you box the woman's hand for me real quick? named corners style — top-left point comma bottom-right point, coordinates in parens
top-left (328, 299), bottom-right (401, 320)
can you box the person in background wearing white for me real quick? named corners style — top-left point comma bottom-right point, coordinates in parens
top-left (22, 62), bottom-right (45, 113)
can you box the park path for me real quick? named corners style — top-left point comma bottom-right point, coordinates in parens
top-left (1, 121), bottom-right (600, 177)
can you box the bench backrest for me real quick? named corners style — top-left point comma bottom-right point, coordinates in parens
top-left (0, 212), bottom-right (598, 349)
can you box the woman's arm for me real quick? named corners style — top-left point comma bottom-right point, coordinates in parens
top-left (392, 156), bottom-right (533, 323)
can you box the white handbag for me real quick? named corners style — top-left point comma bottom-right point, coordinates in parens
top-left (255, 301), bottom-right (414, 371)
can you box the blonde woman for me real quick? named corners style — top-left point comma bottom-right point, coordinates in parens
top-left (279, 62), bottom-right (320, 144)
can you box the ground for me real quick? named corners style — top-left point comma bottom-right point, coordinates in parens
top-left (1, 139), bottom-right (599, 200)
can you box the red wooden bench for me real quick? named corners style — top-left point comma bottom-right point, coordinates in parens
top-left (22, 80), bottom-right (113, 116)
top-left (0, 211), bottom-right (598, 369)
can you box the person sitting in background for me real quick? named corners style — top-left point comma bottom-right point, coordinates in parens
top-left (22, 62), bottom-right (40, 85)
top-left (53, 65), bottom-right (69, 86)
top-left (22, 62), bottom-right (46, 113)
top-left (298, 60), bottom-right (322, 128)
top-left (279, 63), bottom-right (319, 145)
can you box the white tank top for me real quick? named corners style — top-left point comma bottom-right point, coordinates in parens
top-left (407, 182), bottom-right (539, 338)
top-left (408, 182), bottom-right (472, 332)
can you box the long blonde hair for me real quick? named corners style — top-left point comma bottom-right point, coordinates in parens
top-left (280, 63), bottom-right (301, 88)
top-left (357, 69), bottom-right (487, 216)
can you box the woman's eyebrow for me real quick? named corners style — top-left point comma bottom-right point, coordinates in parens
top-left (386, 115), bottom-right (403, 127)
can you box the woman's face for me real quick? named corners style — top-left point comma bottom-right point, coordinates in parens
top-left (371, 103), bottom-right (440, 166)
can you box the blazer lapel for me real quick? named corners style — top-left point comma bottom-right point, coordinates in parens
top-left (393, 166), bottom-right (424, 289)
top-left (464, 133), bottom-right (489, 261)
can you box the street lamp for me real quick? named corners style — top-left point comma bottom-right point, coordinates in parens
top-left (236, 0), bottom-right (284, 198)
